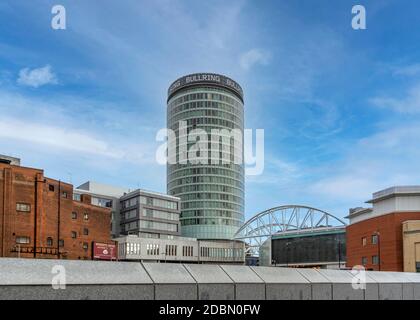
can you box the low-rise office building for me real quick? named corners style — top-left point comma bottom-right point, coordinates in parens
top-left (116, 190), bottom-right (245, 264)
top-left (346, 186), bottom-right (420, 272)
top-left (74, 181), bottom-right (130, 238)
top-left (119, 189), bottom-right (181, 239)
top-left (0, 154), bottom-right (20, 166)
top-left (116, 235), bottom-right (245, 264)
top-left (0, 158), bottom-right (113, 260)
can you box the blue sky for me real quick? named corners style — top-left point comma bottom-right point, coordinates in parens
top-left (1, 0), bottom-right (420, 221)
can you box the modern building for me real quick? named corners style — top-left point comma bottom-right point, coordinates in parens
top-left (259, 227), bottom-right (346, 269)
top-left (116, 189), bottom-right (246, 264)
top-left (116, 235), bottom-right (245, 264)
top-left (74, 181), bottom-right (130, 238)
top-left (167, 73), bottom-right (245, 240)
top-left (346, 186), bottom-right (420, 272)
top-left (0, 154), bottom-right (20, 166)
top-left (0, 159), bottom-right (113, 260)
top-left (119, 189), bottom-right (181, 239)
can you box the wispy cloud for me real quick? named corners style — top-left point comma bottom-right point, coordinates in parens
top-left (247, 155), bottom-right (302, 185)
top-left (17, 65), bottom-right (57, 88)
top-left (0, 118), bottom-right (122, 158)
top-left (370, 83), bottom-right (420, 114)
top-left (392, 63), bottom-right (420, 77)
top-left (239, 48), bottom-right (271, 71)
top-left (309, 122), bottom-right (420, 203)
top-left (0, 90), bottom-right (157, 165)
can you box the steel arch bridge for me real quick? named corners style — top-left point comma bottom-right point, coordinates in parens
top-left (233, 205), bottom-right (347, 256)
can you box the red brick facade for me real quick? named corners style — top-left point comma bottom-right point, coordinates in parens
top-left (346, 212), bottom-right (420, 271)
top-left (0, 162), bottom-right (113, 260)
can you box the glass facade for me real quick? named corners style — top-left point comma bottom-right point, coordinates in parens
top-left (119, 190), bottom-right (181, 238)
top-left (167, 74), bottom-right (245, 239)
top-left (271, 231), bottom-right (346, 265)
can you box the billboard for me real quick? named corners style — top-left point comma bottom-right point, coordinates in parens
top-left (93, 242), bottom-right (117, 260)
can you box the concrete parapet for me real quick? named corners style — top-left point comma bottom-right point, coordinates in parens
top-left (1, 258), bottom-right (420, 300)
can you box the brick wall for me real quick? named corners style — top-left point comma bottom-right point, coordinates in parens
top-left (0, 163), bottom-right (112, 260)
top-left (346, 211), bottom-right (420, 271)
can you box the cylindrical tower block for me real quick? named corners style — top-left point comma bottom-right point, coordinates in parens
top-left (167, 73), bottom-right (245, 239)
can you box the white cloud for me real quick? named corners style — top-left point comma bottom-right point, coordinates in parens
top-left (392, 63), bottom-right (420, 76)
top-left (309, 122), bottom-right (420, 203)
top-left (0, 90), bottom-right (157, 165)
top-left (0, 118), bottom-right (124, 158)
top-left (0, 89), bottom-right (166, 191)
top-left (370, 83), bottom-right (420, 114)
top-left (239, 48), bottom-right (271, 71)
top-left (247, 156), bottom-right (302, 185)
top-left (246, 120), bottom-right (420, 218)
top-left (17, 65), bottom-right (57, 88)
top-left (310, 175), bottom-right (378, 202)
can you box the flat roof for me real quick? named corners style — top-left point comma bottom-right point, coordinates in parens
top-left (344, 207), bottom-right (373, 219)
top-left (367, 186), bottom-right (420, 203)
top-left (120, 188), bottom-right (180, 201)
top-left (271, 227), bottom-right (345, 240)
top-left (76, 181), bottom-right (130, 198)
top-left (0, 154), bottom-right (20, 161)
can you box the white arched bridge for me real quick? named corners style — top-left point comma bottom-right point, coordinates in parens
top-left (233, 205), bottom-right (347, 256)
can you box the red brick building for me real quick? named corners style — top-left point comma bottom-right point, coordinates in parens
top-left (346, 186), bottom-right (420, 272)
top-left (0, 159), bottom-right (113, 260)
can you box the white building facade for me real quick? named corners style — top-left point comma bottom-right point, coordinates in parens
top-left (116, 235), bottom-right (245, 264)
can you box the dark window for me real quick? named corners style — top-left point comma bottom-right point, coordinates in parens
top-left (372, 255), bottom-right (379, 265)
top-left (83, 228), bottom-right (89, 236)
top-left (372, 234), bottom-right (378, 245)
top-left (82, 243), bottom-right (89, 251)
top-left (71, 231), bottom-right (77, 239)
top-left (71, 212), bottom-right (77, 219)
top-left (49, 184), bottom-right (55, 192)
top-left (59, 239), bottom-right (64, 247)
top-left (362, 256), bottom-right (368, 265)
top-left (47, 237), bottom-right (53, 246)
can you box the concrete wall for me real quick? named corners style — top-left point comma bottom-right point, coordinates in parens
top-left (1, 258), bottom-right (420, 300)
